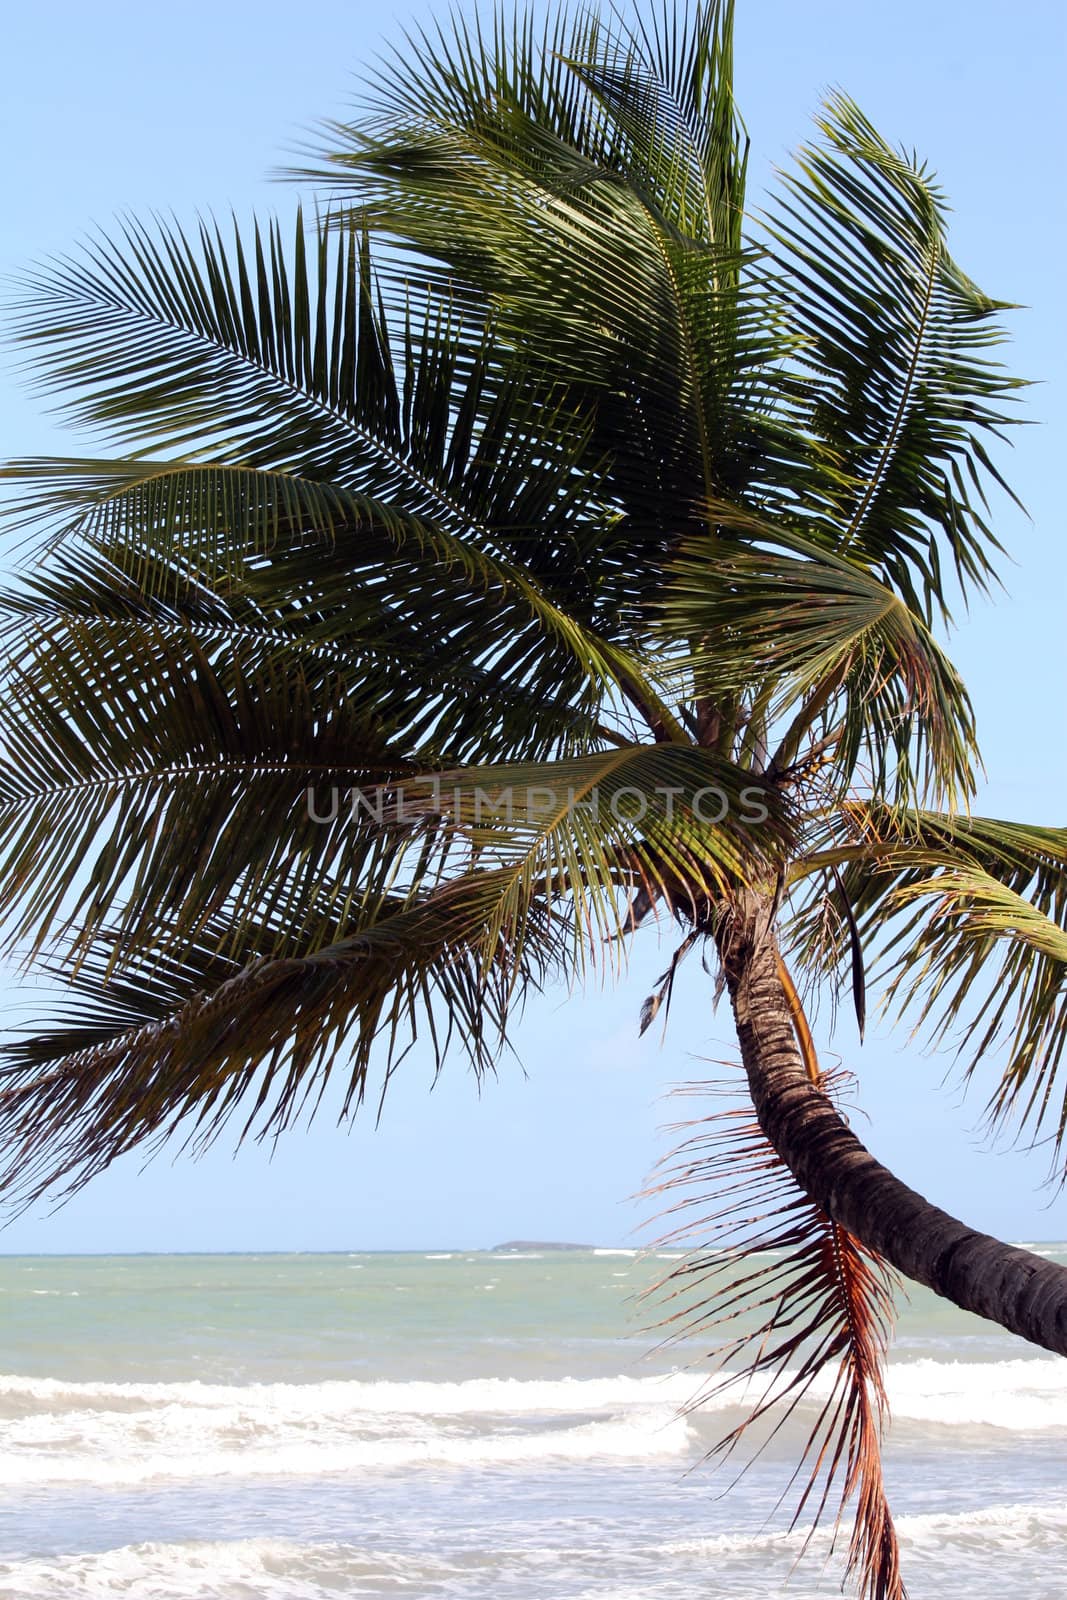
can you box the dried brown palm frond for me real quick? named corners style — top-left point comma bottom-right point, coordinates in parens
top-left (644, 1067), bottom-right (904, 1600)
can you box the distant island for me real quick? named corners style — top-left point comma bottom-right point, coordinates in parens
top-left (492, 1240), bottom-right (594, 1253)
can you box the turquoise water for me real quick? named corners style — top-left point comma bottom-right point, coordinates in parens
top-left (0, 1248), bottom-right (1064, 1597)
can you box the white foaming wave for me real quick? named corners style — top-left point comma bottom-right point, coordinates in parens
top-left (0, 1371), bottom-right (696, 1487)
top-left (6, 1500), bottom-right (1066, 1599)
top-left (886, 1357), bottom-right (1067, 1431)
top-left (0, 1539), bottom-right (458, 1600)
top-left (694, 1355), bottom-right (1067, 1433)
top-left (901, 1498), bottom-right (1067, 1545)
top-left (3, 1353), bottom-right (1064, 1437)
top-left (0, 1410), bottom-right (691, 1487)
top-left (677, 1356), bottom-right (1067, 1434)
top-left (664, 1497), bottom-right (1067, 1560)
top-left (684, 1356), bottom-right (1067, 1434)
top-left (1, 1353), bottom-right (1062, 1491)
top-left (0, 1370), bottom-right (702, 1417)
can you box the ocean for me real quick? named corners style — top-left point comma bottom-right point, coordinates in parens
top-left (0, 1247), bottom-right (1064, 1598)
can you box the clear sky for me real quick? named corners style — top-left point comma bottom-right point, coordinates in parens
top-left (1, 0), bottom-right (1065, 1252)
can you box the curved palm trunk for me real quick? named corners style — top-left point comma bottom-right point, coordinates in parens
top-left (716, 889), bottom-right (1067, 1355)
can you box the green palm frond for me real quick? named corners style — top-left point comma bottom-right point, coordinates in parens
top-left (303, 2), bottom-right (796, 577)
top-left (0, 738), bottom-right (791, 1206)
top-left (0, 612), bottom-right (417, 965)
top-left (791, 810), bottom-right (1067, 1155)
top-left (562, 1), bottom-right (747, 251)
top-left (6, 213), bottom-right (615, 592)
top-left (658, 507), bottom-right (977, 804)
top-left (880, 859), bottom-right (1067, 1154)
top-left (11, 212), bottom-right (395, 471)
top-left (306, 9), bottom-right (1022, 643)
top-left (763, 94), bottom-right (1024, 620)
top-left (4, 191), bottom-right (702, 745)
top-left (377, 744), bottom-right (792, 974)
top-left (0, 527), bottom-right (607, 777)
top-left (894, 868), bottom-right (1067, 965)
top-left (0, 454), bottom-right (632, 748)
top-left (0, 873), bottom-right (564, 1208)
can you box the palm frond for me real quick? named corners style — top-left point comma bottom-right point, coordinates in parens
top-left (657, 505), bottom-right (977, 804)
top-left (0, 453), bottom-right (633, 753)
top-left (378, 744), bottom-right (792, 974)
top-left (790, 809), bottom-right (1067, 1157)
top-left (762, 94), bottom-right (1025, 620)
top-left (11, 211), bottom-right (394, 471)
top-left (646, 1070), bottom-right (903, 1600)
top-left (6, 213), bottom-right (619, 599)
top-left (0, 611), bottom-right (420, 964)
top-left (0, 736), bottom-right (792, 1209)
top-left (303, 2), bottom-right (797, 576)
top-left (0, 872), bottom-right (563, 1208)
top-left (881, 861), bottom-right (1067, 1154)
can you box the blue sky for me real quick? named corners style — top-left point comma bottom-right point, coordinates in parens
top-left (1, 0), bottom-right (1065, 1252)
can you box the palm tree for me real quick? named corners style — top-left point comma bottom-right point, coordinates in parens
top-left (1, 3), bottom-right (1064, 1592)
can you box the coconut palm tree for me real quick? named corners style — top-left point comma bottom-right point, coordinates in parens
top-left (1, 3), bottom-right (1064, 1592)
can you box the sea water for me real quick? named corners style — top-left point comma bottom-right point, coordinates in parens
top-left (0, 1248), bottom-right (1063, 1598)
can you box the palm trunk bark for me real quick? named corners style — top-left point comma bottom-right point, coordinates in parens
top-left (716, 888), bottom-right (1067, 1355)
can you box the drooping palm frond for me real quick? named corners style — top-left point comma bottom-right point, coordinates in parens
top-left (0, 199), bottom-right (697, 984)
top-left (0, 870), bottom-right (565, 1208)
top-left (0, 608), bottom-right (420, 966)
top-left (789, 809), bottom-right (1067, 1157)
top-left (0, 454), bottom-right (631, 756)
top-left (381, 743), bottom-right (792, 971)
top-left (646, 1071), bottom-right (903, 1600)
top-left (657, 506), bottom-right (978, 805)
top-left (0, 734), bottom-right (792, 1203)
top-left (0, 528), bottom-right (595, 766)
top-left (888, 866), bottom-right (1067, 1140)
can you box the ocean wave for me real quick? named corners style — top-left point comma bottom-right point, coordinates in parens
top-left (0, 1539), bottom-right (461, 1600)
top-left (6, 1355), bottom-right (1065, 1434)
top-left (4, 1500), bottom-right (1066, 1600)
top-left (4, 1354), bottom-right (1065, 1433)
top-left (665, 1496), bottom-right (1067, 1558)
top-left (659, 1497), bottom-right (1067, 1574)
top-left (678, 1354), bottom-right (1067, 1435)
top-left (0, 1370), bottom-right (703, 1418)
top-left (0, 1371), bottom-right (695, 1487)
top-left (887, 1357), bottom-right (1067, 1431)
top-left (0, 1353), bottom-right (1063, 1491)
top-left (0, 1411), bottom-right (692, 1487)
top-left (901, 1498), bottom-right (1067, 1547)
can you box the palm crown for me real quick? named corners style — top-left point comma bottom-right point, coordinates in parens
top-left (1, 5), bottom-right (1065, 1595)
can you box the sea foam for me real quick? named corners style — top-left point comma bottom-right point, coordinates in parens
top-left (0, 1371), bottom-right (696, 1487)
top-left (4, 1500), bottom-right (1067, 1600)
top-left (0, 1355), bottom-right (1062, 1489)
